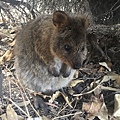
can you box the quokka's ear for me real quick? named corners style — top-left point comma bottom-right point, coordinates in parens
top-left (53, 11), bottom-right (69, 28)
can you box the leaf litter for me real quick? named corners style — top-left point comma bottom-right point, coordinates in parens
top-left (0, 14), bottom-right (120, 120)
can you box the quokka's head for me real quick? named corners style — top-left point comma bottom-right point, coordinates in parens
top-left (51, 11), bottom-right (89, 69)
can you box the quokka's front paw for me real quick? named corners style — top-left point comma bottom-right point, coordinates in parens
top-left (48, 58), bottom-right (62, 77)
top-left (62, 69), bottom-right (71, 78)
top-left (48, 66), bottom-right (60, 77)
top-left (60, 64), bottom-right (71, 78)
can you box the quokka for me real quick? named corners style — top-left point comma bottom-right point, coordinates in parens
top-left (14, 11), bottom-right (89, 94)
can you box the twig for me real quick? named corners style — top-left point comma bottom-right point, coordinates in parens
top-left (52, 111), bottom-right (82, 120)
top-left (110, 0), bottom-right (119, 10)
top-left (101, 86), bottom-right (120, 92)
top-left (3, 96), bottom-right (30, 117)
top-left (73, 77), bottom-right (104, 97)
top-left (57, 97), bottom-right (76, 116)
top-left (0, 68), bottom-right (3, 96)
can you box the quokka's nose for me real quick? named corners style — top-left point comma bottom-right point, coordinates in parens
top-left (72, 62), bottom-right (81, 69)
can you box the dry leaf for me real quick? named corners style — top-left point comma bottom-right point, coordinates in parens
top-left (42, 116), bottom-right (51, 120)
top-left (49, 91), bottom-right (73, 108)
top-left (99, 62), bottom-right (111, 71)
top-left (0, 113), bottom-right (7, 120)
top-left (83, 95), bottom-right (108, 120)
top-left (49, 91), bottom-right (60, 103)
top-left (86, 114), bottom-right (96, 120)
top-left (18, 116), bottom-right (25, 120)
top-left (102, 73), bottom-right (120, 83)
top-left (0, 49), bottom-right (14, 64)
top-left (114, 76), bottom-right (120, 87)
top-left (101, 73), bottom-right (120, 87)
top-left (9, 39), bottom-right (16, 46)
top-left (97, 102), bottom-right (108, 120)
top-left (6, 104), bottom-right (18, 120)
top-left (82, 95), bottom-right (103, 118)
top-left (60, 92), bottom-right (73, 108)
top-left (113, 94), bottom-right (120, 117)
top-left (0, 105), bottom-right (25, 120)
top-left (10, 29), bottom-right (16, 34)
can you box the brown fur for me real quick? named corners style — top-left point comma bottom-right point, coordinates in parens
top-left (14, 11), bottom-right (88, 93)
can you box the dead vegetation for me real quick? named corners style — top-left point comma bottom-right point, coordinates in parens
top-left (0, 0), bottom-right (120, 120)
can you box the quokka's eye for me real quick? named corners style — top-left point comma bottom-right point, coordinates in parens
top-left (64, 44), bottom-right (71, 51)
